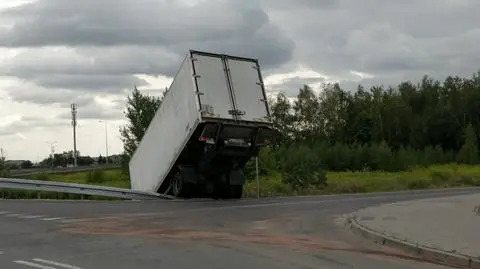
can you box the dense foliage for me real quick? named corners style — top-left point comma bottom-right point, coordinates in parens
top-left (119, 86), bottom-right (164, 157)
top-left (245, 73), bottom-right (480, 189)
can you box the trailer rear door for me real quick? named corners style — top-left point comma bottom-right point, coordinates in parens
top-left (225, 58), bottom-right (270, 122)
top-left (190, 50), bottom-right (270, 123)
top-left (190, 51), bottom-right (236, 120)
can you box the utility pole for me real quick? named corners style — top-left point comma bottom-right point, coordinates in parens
top-left (99, 120), bottom-right (109, 167)
top-left (71, 103), bottom-right (78, 167)
top-left (45, 141), bottom-right (57, 170)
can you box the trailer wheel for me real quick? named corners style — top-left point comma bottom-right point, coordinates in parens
top-left (227, 184), bottom-right (243, 199)
top-left (172, 171), bottom-right (193, 198)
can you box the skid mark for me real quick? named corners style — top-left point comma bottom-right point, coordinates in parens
top-left (57, 215), bottom-right (428, 264)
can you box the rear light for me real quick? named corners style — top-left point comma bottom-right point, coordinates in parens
top-left (199, 136), bottom-right (215, 144)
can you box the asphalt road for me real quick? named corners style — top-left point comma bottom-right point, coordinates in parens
top-left (1, 188), bottom-right (477, 269)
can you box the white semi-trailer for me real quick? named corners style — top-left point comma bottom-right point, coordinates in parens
top-left (129, 50), bottom-right (272, 199)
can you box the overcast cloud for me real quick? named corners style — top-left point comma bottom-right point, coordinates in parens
top-left (0, 0), bottom-right (479, 159)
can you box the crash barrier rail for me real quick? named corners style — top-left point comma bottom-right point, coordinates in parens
top-left (0, 177), bottom-right (175, 200)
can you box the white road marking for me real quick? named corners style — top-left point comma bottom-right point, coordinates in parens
top-left (33, 258), bottom-right (84, 269)
top-left (6, 213), bottom-right (23, 217)
top-left (59, 219), bottom-right (84, 223)
top-left (20, 215), bottom-right (46, 219)
top-left (40, 217), bottom-right (65, 221)
top-left (13, 260), bottom-right (56, 269)
top-left (0, 251), bottom-right (3, 254)
top-left (0, 211), bottom-right (10, 214)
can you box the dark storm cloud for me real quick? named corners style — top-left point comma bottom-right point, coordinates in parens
top-left (2, 0), bottom-right (480, 106)
top-left (0, 0), bottom-right (294, 105)
top-left (57, 105), bottom-right (123, 121)
top-left (0, 116), bottom-right (68, 136)
top-left (0, 0), bottom-right (294, 69)
top-left (268, 76), bottom-right (329, 97)
top-left (7, 86), bottom-right (95, 105)
top-left (2, 46), bottom-right (183, 77)
top-left (263, 0), bottom-right (480, 88)
top-left (29, 74), bottom-right (148, 92)
top-left (262, 0), bottom-right (338, 9)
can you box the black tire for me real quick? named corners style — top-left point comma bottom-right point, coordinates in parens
top-left (172, 171), bottom-right (194, 198)
top-left (211, 183), bottom-right (243, 200)
top-left (227, 184), bottom-right (243, 199)
top-left (211, 182), bottom-right (225, 200)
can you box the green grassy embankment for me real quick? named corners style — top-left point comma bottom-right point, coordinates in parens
top-left (1, 164), bottom-right (480, 199)
top-left (243, 164), bottom-right (480, 198)
top-left (0, 169), bottom-right (130, 200)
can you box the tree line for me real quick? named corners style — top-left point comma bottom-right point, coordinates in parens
top-left (119, 72), bottom-right (480, 189)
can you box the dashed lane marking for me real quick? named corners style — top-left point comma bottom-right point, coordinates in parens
top-left (59, 219), bottom-right (85, 224)
top-left (6, 213), bottom-right (24, 217)
top-left (40, 217), bottom-right (65, 221)
top-left (13, 260), bottom-right (56, 269)
top-left (33, 258), bottom-right (84, 269)
top-left (20, 215), bottom-right (46, 219)
top-left (0, 211), bottom-right (73, 222)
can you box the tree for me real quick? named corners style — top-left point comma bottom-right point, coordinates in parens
top-left (0, 147), bottom-right (8, 177)
top-left (264, 68), bottom-right (480, 172)
top-left (21, 160), bottom-right (33, 169)
top-left (119, 86), bottom-right (164, 157)
top-left (457, 124), bottom-right (479, 164)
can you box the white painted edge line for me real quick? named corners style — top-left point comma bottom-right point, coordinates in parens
top-left (40, 217), bottom-right (65, 221)
top-left (0, 251), bottom-right (3, 255)
top-left (33, 258), bottom-right (84, 269)
top-left (0, 211), bottom-right (10, 214)
top-left (13, 260), bottom-right (57, 269)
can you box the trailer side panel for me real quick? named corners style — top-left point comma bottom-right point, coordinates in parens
top-left (129, 56), bottom-right (201, 193)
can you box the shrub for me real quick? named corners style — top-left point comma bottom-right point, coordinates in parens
top-left (86, 170), bottom-right (106, 184)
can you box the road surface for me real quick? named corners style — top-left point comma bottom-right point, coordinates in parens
top-left (0, 188), bottom-right (477, 269)
top-left (353, 192), bottom-right (480, 266)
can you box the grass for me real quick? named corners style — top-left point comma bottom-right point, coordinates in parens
top-left (0, 169), bottom-right (130, 200)
top-left (49, 169), bottom-right (131, 189)
top-left (1, 163), bottom-right (480, 199)
top-left (243, 164), bottom-right (480, 198)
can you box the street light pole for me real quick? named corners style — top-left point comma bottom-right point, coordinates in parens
top-left (71, 103), bottom-right (78, 167)
top-left (99, 120), bottom-right (109, 167)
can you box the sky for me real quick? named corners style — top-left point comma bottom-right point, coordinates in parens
top-left (0, 0), bottom-right (479, 161)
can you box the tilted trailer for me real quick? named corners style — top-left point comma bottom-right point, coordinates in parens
top-left (129, 50), bottom-right (273, 199)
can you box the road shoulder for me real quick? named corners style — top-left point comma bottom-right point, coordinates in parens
top-left (347, 193), bottom-right (480, 269)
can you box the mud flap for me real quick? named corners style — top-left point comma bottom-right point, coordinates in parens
top-left (180, 165), bottom-right (199, 184)
top-left (229, 169), bottom-right (245, 186)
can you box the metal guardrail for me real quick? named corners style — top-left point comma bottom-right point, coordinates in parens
top-left (0, 177), bottom-right (175, 200)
